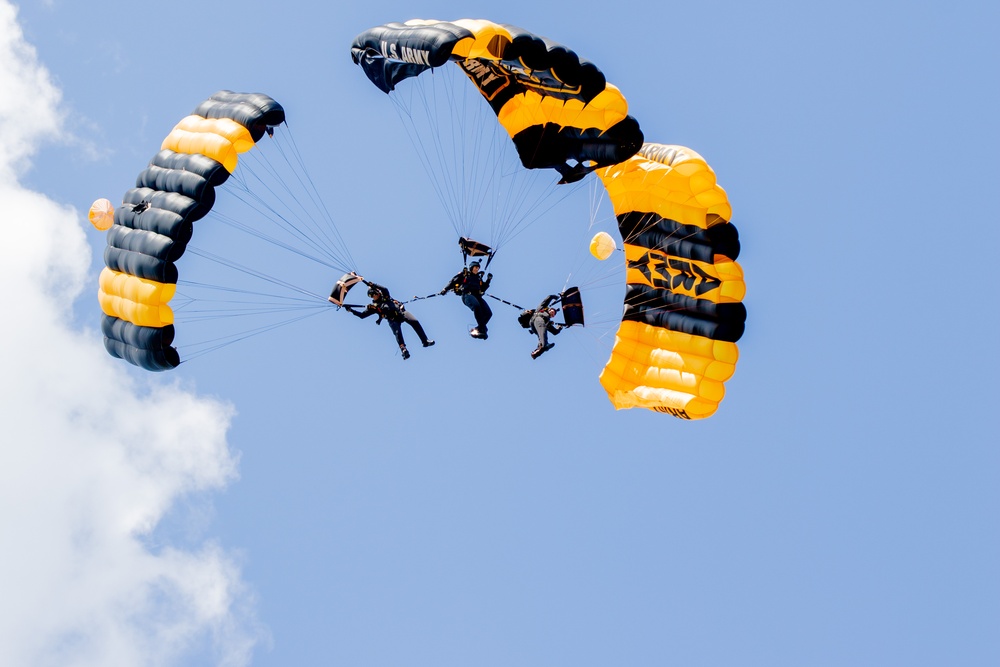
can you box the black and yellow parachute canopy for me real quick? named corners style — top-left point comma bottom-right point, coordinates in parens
top-left (98, 91), bottom-right (285, 371)
top-left (597, 143), bottom-right (746, 419)
top-left (351, 19), bottom-right (643, 182)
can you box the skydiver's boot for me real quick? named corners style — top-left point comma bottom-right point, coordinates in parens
top-left (531, 343), bottom-right (555, 359)
top-left (422, 339), bottom-right (435, 347)
top-left (400, 345), bottom-right (410, 360)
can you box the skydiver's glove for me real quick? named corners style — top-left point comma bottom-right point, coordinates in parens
top-left (439, 289), bottom-right (448, 296)
top-left (486, 273), bottom-right (493, 280)
top-left (344, 305), bottom-right (355, 313)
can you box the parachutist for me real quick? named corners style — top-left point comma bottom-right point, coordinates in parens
top-left (526, 295), bottom-right (563, 358)
top-left (346, 282), bottom-right (434, 360)
top-left (440, 260), bottom-right (492, 339)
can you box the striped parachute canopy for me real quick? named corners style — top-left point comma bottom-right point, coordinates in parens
top-left (597, 144), bottom-right (746, 419)
top-left (97, 91), bottom-right (285, 371)
top-left (351, 19), bottom-right (643, 183)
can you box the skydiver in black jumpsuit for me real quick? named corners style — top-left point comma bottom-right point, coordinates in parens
top-left (439, 260), bottom-right (493, 339)
top-left (346, 282), bottom-right (434, 360)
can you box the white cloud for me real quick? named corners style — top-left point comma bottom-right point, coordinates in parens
top-left (0, 3), bottom-right (264, 665)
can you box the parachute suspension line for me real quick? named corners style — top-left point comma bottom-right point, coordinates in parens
top-left (228, 128), bottom-right (356, 272)
top-left (265, 125), bottom-right (359, 270)
top-left (178, 308), bottom-right (330, 364)
top-left (440, 62), bottom-right (498, 241)
top-left (209, 209), bottom-right (344, 271)
top-left (173, 298), bottom-right (327, 323)
top-left (587, 177), bottom-right (616, 233)
top-left (388, 63), bottom-right (591, 257)
top-left (173, 280), bottom-right (322, 318)
top-left (482, 249), bottom-right (496, 272)
top-left (494, 176), bottom-right (586, 249)
top-left (224, 165), bottom-right (351, 271)
top-left (390, 65), bottom-right (510, 246)
top-left (562, 260), bottom-right (624, 294)
top-left (445, 65), bottom-right (470, 231)
top-left (397, 64), bottom-right (491, 240)
top-left (175, 280), bottom-right (319, 304)
top-left (227, 155), bottom-right (330, 256)
top-left (460, 76), bottom-right (507, 245)
top-left (437, 68), bottom-right (494, 243)
top-left (390, 83), bottom-right (464, 235)
top-left (186, 246), bottom-right (327, 302)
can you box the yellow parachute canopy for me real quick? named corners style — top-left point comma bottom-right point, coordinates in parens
top-left (597, 144), bottom-right (746, 419)
top-left (88, 198), bottom-right (115, 231)
top-left (589, 231), bottom-right (617, 260)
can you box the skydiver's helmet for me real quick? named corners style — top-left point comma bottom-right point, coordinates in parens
top-left (368, 287), bottom-right (382, 299)
top-left (469, 261), bottom-right (481, 271)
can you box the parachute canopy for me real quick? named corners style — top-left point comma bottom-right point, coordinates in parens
top-left (597, 144), bottom-right (746, 419)
top-left (97, 91), bottom-right (286, 371)
top-left (351, 19), bottom-right (643, 183)
top-left (589, 231), bottom-right (616, 260)
top-left (89, 198), bottom-right (115, 231)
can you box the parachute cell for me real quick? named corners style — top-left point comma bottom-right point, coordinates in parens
top-left (597, 144), bottom-right (746, 419)
top-left (98, 91), bottom-right (286, 371)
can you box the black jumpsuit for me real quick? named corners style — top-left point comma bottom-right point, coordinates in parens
top-left (351, 284), bottom-right (431, 351)
top-left (441, 269), bottom-right (493, 335)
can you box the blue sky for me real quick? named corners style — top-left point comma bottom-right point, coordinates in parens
top-left (2, 1), bottom-right (998, 665)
